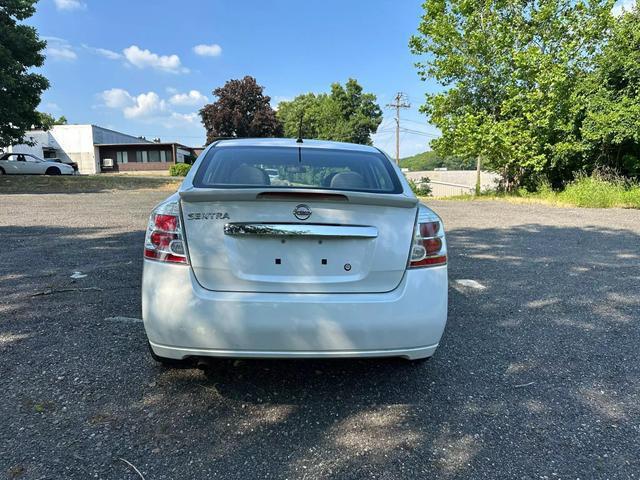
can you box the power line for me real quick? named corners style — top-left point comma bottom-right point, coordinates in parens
top-left (399, 127), bottom-right (440, 138)
top-left (400, 119), bottom-right (441, 136)
top-left (375, 128), bottom-right (397, 134)
top-left (385, 92), bottom-right (410, 164)
top-left (378, 118), bottom-right (397, 127)
top-left (402, 118), bottom-right (438, 130)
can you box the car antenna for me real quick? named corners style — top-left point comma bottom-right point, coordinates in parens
top-left (296, 112), bottom-right (304, 144)
top-left (296, 111), bottom-right (304, 163)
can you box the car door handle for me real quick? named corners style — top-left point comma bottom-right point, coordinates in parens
top-left (223, 223), bottom-right (378, 238)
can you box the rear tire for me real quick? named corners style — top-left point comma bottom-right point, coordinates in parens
top-left (45, 167), bottom-right (61, 176)
top-left (147, 341), bottom-right (189, 368)
top-left (0, 167), bottom-right (5, 175)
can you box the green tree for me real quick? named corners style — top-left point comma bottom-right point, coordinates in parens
top-left (580, 6), bottom-right (640, 177)
top-left (0, 0), bottom-right (50, 147)
top-left (277, 79), bottom-right (382, 145)
top-left (400, 150), bottom-right (475, 171)
top-left (200, 76), bottom-right (283, 144)
top-left (410, 0), bottom-right (613, 189)
top-left (37, 113), bottom-right (68, 129)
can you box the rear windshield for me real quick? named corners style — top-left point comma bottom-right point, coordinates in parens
top-left (193, 146), bottom-right (402, 193)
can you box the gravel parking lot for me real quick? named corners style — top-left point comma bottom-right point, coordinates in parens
top-left (1, 189), bottom-right (639, 479)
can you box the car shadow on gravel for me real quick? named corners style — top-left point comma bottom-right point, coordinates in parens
top-left (1, 222), bottom-right (640, 478)
top-left (125, 223), bottom-right (640, 478)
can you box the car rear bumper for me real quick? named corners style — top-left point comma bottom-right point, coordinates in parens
top-left (142, 260), bottom-right (448, 360)
top-left (148, 342), bottom-right (439, 360)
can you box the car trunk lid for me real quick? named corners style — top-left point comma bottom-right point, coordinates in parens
top-left (181, 188), bottom-right (417, 293)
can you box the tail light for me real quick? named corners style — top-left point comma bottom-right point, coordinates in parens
top-left (144, 201), bottom-right (188, 264)
top-left (409, 218), bottom-right (447, 268)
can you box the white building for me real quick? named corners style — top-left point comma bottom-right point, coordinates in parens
top-left (5, 124), bottom-right (151, 174)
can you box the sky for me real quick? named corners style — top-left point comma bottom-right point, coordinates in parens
top-left (29, 0), bottom-right (442, 158)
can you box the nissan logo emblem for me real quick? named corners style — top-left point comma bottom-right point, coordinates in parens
top-left (293, 204), bottom-right (312, 221)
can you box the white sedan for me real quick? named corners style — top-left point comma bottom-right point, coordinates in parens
top-left (142, 138), bottom-right (448, 365)
top-left (0, 153), bottom-right (75, 175)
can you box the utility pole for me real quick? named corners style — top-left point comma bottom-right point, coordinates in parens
top-left (386, 92), bottom-right (410, 164)
top-left (475, 157), bottom-right (482, 196)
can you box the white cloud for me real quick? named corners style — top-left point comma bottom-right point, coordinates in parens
top-left (98, 88), bottom-right (205, 143)
top-left (96, 48), bottom-right (122, 60)
top-left (43, 37), bottom-right (77, 61)
top-left (612, 0), bottom-right (636, 16)
top-left (83, 44), bottom-right (122, 60)
top-left (101, 88), bottom-right (134, 109)
top-left (47, 46), bottom-right (77, 60)
top-left (193, 44), bottom-right (222, 57)
top-left (123, 45), bottom-right (188, 74)
top-left (45, 40), bottom-right (189, 74)
top-left (169, 90), bottom-right (209, 107)
top-left (53, 0), bottom-right (86, 11)
top-left (170, 112), bottom-right (199, 124)
top-left (100, 88), bottom-right (206, 127)
top-left (123, 92), bottom-right (167, 119)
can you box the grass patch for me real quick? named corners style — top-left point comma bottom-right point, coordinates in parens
top-left (550, 177), bottom-right (640, 208)
top-left (0, 175), bottom-right (182, 194)
top-left (438, 175), bottom-right (640, 209)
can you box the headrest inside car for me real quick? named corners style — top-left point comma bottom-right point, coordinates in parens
top-left (330, 171), bottom-right (366, 189)
top-left (228, 165), bottom-right (271, 185)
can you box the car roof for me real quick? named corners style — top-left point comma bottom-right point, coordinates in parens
top-left (213, 138), bottom-right (381, 153)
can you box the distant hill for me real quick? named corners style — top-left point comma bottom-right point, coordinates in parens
top-left (400, 151), bottom-right (476, 171)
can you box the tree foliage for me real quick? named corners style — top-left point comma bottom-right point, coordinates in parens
top-left (37, 113), bottom-right (67, 129)
top-left (407, 176), bottom-right (432, 196)
top-left (0, 0), bottom-right (50, 147)
top-left (200, 76), bottom-right (283, 144)
top-left (410, 0), bottom-right (615, 189)
top-left (277, 79), bottom-right (382, 145)
top-left (580, 7), bottom-right (640, 176)
top-left (400, 150), bottom-right (475, 171)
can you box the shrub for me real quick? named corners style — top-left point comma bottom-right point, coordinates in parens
top-left (557, 176), bottom-right (640, 208)
top-left (170, 163), bottom-right (191, 177)
top-left (506, 170), bottom-right (640, 208)
top-left (408, 176), bottom-right (432, 196)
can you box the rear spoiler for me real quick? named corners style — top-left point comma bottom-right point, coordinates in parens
top-left (179, 187), bottom-right (418, 208)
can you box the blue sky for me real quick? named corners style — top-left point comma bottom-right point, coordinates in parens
top-left (30, 0), bottom-right (441, 157)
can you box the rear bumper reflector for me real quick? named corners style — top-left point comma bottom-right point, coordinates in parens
top-left (223, 223), bottom-right (378, 239)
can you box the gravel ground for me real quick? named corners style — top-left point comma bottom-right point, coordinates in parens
top-left (1, 190), bottom-right (639, 479)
